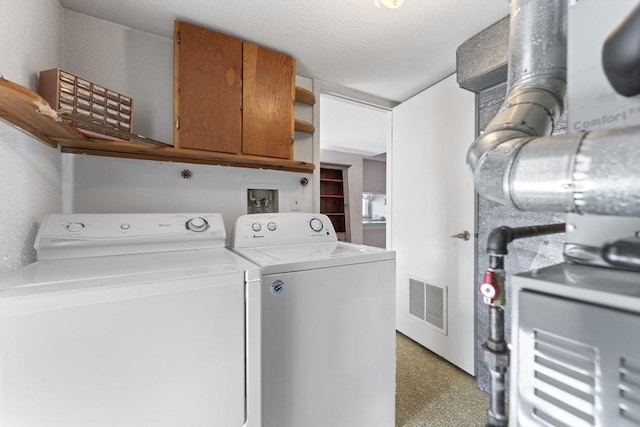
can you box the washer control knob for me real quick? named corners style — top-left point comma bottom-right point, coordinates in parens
top-left (66, 222), bottom-right (85, 232)
top-left (186, 217), bottom-right (208, 232)
top-left (252, 222), bottom-right (262, 232)
top-left (309, 217), bottom-right (324, 232)
top-left (267, 222), bottom-right (277, 231)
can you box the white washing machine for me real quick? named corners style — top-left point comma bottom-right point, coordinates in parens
top-left (0, 213), bottom-right (261, 427)
top-left (231, 212), bottom-right (396, 427)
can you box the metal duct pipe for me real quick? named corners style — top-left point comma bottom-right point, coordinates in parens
top-left (467, 0), bottom-right (640, 217)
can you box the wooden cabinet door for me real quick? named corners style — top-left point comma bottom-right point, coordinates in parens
top-left (174, 21), bottom-right (242, 153)
top-left (242, 42), bottom-right (295, 159)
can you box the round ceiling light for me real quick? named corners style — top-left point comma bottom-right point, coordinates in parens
top-left (374, 0), bottom-right (405, 9)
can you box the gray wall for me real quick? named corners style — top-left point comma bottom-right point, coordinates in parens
top-left (363, 157), bottom-right (387, 248)
top-left (363, 157), bottom-right (386, 194)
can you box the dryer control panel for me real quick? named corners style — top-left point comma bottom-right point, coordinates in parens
top-left (232, 213), bottom-right (337, 248)
top-left (35, 213), bottom-right (226, 260)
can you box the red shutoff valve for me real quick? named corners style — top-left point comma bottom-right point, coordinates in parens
top-left (479, 270), bottom-right (500, 305)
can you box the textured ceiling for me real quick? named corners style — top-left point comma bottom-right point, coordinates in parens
top-left (58, 0), bottom-right (509, 103)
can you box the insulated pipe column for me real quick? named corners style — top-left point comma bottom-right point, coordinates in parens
top-left (487, 305), bottom-right (508, 426)
top-left (482, 254), bottom-right (509, 427)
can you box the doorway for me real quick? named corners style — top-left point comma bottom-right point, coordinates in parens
top-left (316, 88), bottom-right (394, 246)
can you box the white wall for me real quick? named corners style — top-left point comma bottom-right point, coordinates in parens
top-left (64, 155), bottom-right (313, 244)
top-left (0, 0), bottom-right (63, 274)
top-left (62, 9), bottom-right (173, 144)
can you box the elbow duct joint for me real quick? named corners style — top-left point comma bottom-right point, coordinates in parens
top-left (467, 0), bottom-right (640, 218)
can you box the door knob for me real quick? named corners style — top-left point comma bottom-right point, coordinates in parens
top-left (451, 231), bottom-right (471, 241)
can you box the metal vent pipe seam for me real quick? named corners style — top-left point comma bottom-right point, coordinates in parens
top-left (467, 0), bottom-right (640, 217)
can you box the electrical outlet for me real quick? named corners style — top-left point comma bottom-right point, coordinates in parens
top-left (291, 198), bottom-right (302, 211)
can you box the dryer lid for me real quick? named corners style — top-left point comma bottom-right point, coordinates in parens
top-left (0, 248), bottom-right (259, 302)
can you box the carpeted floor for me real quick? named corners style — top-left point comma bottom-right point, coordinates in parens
top-left (396, 332), bottom-right (489, 427)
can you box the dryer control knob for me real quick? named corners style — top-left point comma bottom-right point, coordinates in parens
top-left (309, 217), bottom-right (324, 232)
top-left (267, 222), bottom-right (277, 231)
top-left (252, 223), bottom-right (262, 232)
top-left (67, 222), bottom-right (85, 232)
top-left (186, 217), bottom-right (208, 232)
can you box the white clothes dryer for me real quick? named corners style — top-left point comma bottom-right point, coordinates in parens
top-left (0, 213), bottom-right (261, 427)
top-left (231, 212), bottom-right (396, 427)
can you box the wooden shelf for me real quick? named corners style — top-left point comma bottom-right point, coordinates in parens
top-left (295, 86), bottom-right (316, 105)
top-left (320, 164), bottom-right (348, 234)
top-left (294, 118), bottom-right (315, 134)
top-left (0, 77), bottom-right (87, 148)
top-left (294, 86), bottom-right (315, 134)
top-left (59, 139), bottom-right (315, 173)
top-left (0, 77), bottom-right (314, 173)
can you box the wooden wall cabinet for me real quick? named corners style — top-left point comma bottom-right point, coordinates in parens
top-left (174, 21), bottom-right (295, 160)
top-left (174, 22), bottom-right (242, 154)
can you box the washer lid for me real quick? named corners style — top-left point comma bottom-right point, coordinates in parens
top-left (233, 241), bottom-right (395, 274)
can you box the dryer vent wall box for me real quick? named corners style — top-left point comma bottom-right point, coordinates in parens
top-left (231, 212), bottom-right (397, 427)
top-left (0, 213), bottom-right (261, 427)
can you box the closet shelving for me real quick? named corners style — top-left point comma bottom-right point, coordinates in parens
top-left (320, 165), bottom-right (348, 234)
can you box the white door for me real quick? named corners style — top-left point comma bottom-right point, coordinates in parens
top-left (390, 74), bottom-right (476, 374)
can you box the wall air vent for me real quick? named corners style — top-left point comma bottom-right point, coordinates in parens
top-left (530, 329), bottom-right (599, 427)
top-left (408, 276), bottom-right (447, 335)
top-left (619, 357), bottom-right (640, 425)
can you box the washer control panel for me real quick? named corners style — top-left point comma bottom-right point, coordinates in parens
top-left (233, 213), bottom-right (337, 248)
top-left (36, 213), bottom-right (226, 260)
